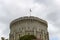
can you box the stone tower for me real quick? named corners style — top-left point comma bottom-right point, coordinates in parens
top-left (9, 16), bottom-right (49, 40)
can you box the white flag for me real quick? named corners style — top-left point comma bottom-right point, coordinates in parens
top-left (30, 9), bottom-right (32, 12)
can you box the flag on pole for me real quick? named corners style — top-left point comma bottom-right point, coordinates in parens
top-left (30, 9), bottom-right (32, 12)
top-left (29, 8), bottom-right (32, 16)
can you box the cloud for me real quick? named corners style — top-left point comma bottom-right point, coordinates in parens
top-left (46, 13), bottom-right (58, 22)
top-left (34, 0), bottom-right (60, 40)
top-left (34, 0), bottom-right (54, 6)
top-left (0, 22), bottom-right (9, 39)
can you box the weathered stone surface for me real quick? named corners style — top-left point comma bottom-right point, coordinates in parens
top-left (9, 16), bottom-right (49, 40)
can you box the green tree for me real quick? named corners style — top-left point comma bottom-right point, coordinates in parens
top-left (19, 35), bottom-right (36, 40)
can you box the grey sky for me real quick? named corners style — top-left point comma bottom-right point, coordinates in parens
top-left (0, 0), bottom-right (60, 40)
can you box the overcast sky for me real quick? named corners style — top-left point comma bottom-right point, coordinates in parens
top-left (0, 0), bottom-right (60, 40)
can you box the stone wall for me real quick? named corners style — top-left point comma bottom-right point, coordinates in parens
top-left (9, 16), bottom-right (49, 40)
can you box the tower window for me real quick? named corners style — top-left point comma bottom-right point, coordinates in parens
top-left (28, 27), bottom-right (30, 29)
top-left (28, 33), bottom-right (30, 35)
top-left (22, 28), bottom-right (23, 30)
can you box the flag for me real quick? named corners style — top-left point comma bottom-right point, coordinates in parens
top-left (30, 9), bottom-right (32, 12)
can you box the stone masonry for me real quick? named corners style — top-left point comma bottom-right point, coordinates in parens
top-left (9, 16), bottom-right (49, 40)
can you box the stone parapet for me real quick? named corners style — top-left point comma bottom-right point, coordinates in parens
top-left (10, 16), bottom-right (48, 28)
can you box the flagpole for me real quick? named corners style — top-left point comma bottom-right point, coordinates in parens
top-left (30, 9), bottom-right (32, 16)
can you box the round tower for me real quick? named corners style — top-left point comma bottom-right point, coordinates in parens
top-left (9, 16), bottom-right (49, 40)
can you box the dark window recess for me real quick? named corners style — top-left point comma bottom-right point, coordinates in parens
top-left (28, 33), bottom-right (30, 35)
top-left (28, 27), bottom-right (30, 29)
top-left (22, 28), bottom-right (23, 30)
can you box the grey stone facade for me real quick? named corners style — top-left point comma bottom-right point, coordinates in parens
top-left (9, 16), bottom-right (49, 40)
